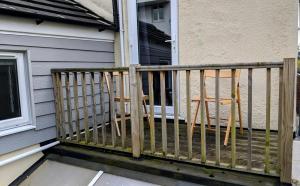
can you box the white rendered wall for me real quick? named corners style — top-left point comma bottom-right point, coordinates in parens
top-left (178, 0), bottom-right (298, 129)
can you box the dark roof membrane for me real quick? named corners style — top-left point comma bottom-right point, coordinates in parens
top-left (0, 0), bottom-right (115, 30)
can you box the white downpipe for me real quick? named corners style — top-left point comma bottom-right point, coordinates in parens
top-left (118, 0), bottom-right (130, 111)
top-left (118, 0), bottom-right (125, 67)
top-left (0, 141), bottom-right (60, 167)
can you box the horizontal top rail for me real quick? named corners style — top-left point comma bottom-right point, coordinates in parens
top-left (51, 62), bottom-right (283, 73)
top-left (51, 67), bottom-right (129, 73)
top-left (136, 62), bottom-right (283, 71)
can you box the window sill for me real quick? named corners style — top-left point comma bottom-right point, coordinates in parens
top-left (0, 125), bottom-right (36, 137)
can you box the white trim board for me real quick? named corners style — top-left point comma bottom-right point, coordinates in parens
top-left (0, 15), bottom-right (114, 42)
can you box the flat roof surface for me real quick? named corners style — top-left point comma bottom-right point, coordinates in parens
top-left (19, 160), bottom-right (161, 186)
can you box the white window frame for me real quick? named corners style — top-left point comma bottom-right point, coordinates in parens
top-left (0, 52), bottom-right (34, 131)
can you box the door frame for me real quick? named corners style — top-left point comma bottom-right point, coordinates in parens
top-left (127, 0), bottom-right (179, 116)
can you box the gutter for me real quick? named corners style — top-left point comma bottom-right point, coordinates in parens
top-left (0, 141), bottom-right (60, 167)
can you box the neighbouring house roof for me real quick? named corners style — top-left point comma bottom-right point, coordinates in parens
top-left (139, 21), bottom-right (171, 45)
top-left (0, 0), bottom-right (115, 30)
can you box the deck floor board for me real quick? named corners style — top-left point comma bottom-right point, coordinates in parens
top-left (80, 120), bottom-right (278, 172)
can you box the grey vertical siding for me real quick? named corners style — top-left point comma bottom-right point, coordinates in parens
top-left (0, 33), bottom-right (114, 154)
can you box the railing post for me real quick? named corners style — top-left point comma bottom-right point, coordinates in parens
top-left (280, 58), bottom-right (296, 183)
top-left (129, 64), bottom-right (141, 158)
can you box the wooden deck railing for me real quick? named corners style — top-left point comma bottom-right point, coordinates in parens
top-left (51, 58), bottom-right (296, 184)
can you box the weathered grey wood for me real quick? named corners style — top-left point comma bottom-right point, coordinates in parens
top-left (136, 62), bottom-right (283, 72)
top-left (247, 68), bottom-right (253, 170)
top-left (186, 70), bottom-right (192, 159)
top-left (81, 72), bottom-right (89, 143)
top-left (173, 70), bottom-right (179, 158)
top-left (148, 71), bottom-right (155, 153)
top-left (200, 70), bottom-right (206, 163)
top-left (90, 72), bottom-right (98, 144)
top-left (51, 73), bottom-right (60, 139)
top-left (73, 72), bottom-right (80, 142)
top-left (215, 69), bottom-right (220, 165)
top-left (100, 72), bottom-right (106, 145)
top-left (160, 71), bottom-right (167, 155)
top-left (57, 73), bottom-right (66, 139)
top-left (108, 72), bottom-right (116, 147)
top-left (280, 58), bottom-right (296, 183)
top-left (231, 69), bottom-right (236, 168)
top-left (119, 72), bottom-right (126, 148)
top-left (137, 71), bottom-right (144, 151)
top-left (265, 68), bottom-right (271, 173)
top-left (277, 68), bottom-right (283, 174)
top-left (129, 65), bottom-right (141, 158)
top-left (65, 72), bottom-right (74, 140)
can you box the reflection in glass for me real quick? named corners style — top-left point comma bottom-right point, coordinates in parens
top-left (137, 0), bottom-right (172, 106)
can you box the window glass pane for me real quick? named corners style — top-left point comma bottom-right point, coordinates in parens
top-left (158, 8), bottom-right (164, 20)
top-left (153, 9), bottom-right (158, 21)
top-left (137, 0), bottom-right (172, 106)
top-left (0, 59), bottom-right (21, 121)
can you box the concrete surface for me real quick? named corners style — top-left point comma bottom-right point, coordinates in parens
top-left (19, 160), bottom-right (97, 186)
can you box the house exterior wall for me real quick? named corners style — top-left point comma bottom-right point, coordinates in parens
top-left (178, 0), bottom-right (298, 129)
top-left (74, 0), bottom-right (297, 130)
top-left (0, 15), bottom-right (115, 155)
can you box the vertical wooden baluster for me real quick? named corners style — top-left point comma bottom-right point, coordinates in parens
top-left (109, 72), bottom-right (116, 147)
top-left (186, 70), bottom-right (192, 159)
top-left (52, 72), bottom-right (61, 139)
top-left (231, 69), bottom-right (237, 168)
top-left (65, 72), bottom-right (74, 140)
top-left (81, 72), bottom-right (89, 143)
top-left (57, 72), bottom-right (66, 140)
top-left (277, 67), bottom-right (283, 174)
top-left (148, 71), bottom-right (155, 153)
top-left (100, 72), bottom-right (106, 145)
top-left (137, 71), bottom-right (144, 151)
top-left (265, 68), bottom-right (271, 173)
top-left (215, 69), bottom-right (220, 165)
top-left (90, 72), bottom-right (98, 144)
top-left (247, 68), bottom-right (253, 170)
top-left (200, 70), bottom-right (206, 163)
top-left (173, 70), bottom-right (179, 158)
top-left (73, 72), bottom-right (80, 142)
top-left (120, 72), bottom-right (126, 148)
top-left (160, 71), bottom-right (167, 155)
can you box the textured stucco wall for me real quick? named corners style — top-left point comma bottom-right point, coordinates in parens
top-left (79, 0), bottom-right (298, 129)
top-left (178, 0), bottom-right (298, 129)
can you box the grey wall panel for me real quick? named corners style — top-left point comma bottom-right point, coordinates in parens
top-left (36, 114), bottom-right (56, 130)
top-left (0, 33), bottom-right (113, 52)
top-left (34, 89), bottom-right (54, 104)
top-left (0, 127), bottom-right (57, 154)
top-left (31, 61), bottom-right (113, 76)
top-left (29, 48), bottom-right (114, 62)
top-left (0, 32), bottom-right (114, 154)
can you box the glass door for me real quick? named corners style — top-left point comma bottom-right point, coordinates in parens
top-left (130, 0), bottom-right (178, 116)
